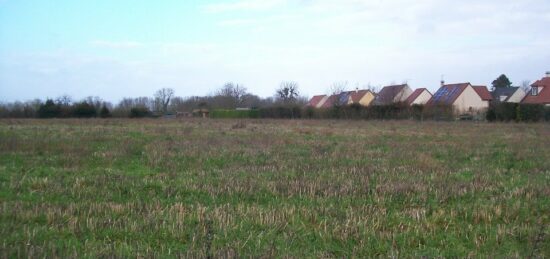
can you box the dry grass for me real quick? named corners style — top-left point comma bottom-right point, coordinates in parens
top-left (0, 119), bottom-right (549, 257)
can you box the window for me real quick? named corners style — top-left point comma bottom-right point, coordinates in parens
top-left (531, 87), bottom-right (538, 96)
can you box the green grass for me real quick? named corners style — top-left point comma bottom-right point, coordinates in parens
top-left (0, 119), bottom-right (549, 257)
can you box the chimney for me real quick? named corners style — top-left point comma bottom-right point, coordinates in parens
top-left (440, 80), bottom-right (445, 87)
top-left (355, 87), bottom-right (359, 93)
top-left (546, 71), bottom-right (550, 78)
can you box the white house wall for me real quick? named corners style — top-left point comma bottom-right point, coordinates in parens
top-left (411, 90), bottom-right (432, 105)
top-left (395, 86), bottom-right (413, 102)
top-left (315, 96), bottom-right (329, 108)
top-left (507, 88), bottom-right (526, 103)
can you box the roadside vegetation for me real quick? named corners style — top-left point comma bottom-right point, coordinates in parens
top-left (0, 119), bottom-right (548, 257)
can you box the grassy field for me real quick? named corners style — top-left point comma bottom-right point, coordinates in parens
top-left (0, 119), bottom-right (549, 257)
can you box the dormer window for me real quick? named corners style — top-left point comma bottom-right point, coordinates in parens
top-left (531, 87), bottom-right (538, 96)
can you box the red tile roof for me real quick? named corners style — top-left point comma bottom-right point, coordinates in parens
top-left (472, 85), bottom-right (493, 101)
top-left (522, 77), bottom-right (550, 104)
top-left (321, 94), bottom-right (339, 108)
top-left (406, 88), bottom-right (431, 105)
top-left (376, 84), bottom-right (409, 105)
top-left (427, 83), bottom-right (470, 106)
top-left (307, 95), bottom-right (326, 107)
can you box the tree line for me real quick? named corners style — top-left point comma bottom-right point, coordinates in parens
top-left (0, 82), bottom-right (307, 118)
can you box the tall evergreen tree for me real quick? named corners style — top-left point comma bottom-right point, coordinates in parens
top-left (491, 74), bottom-right (512, 89)
top-left (99, 104), bottom-right (112, 118)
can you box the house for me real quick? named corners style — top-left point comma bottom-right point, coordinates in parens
top-left (375, 84), bottom-right (413, 105)
top-left (472, 85), bottom-right (493, 103)
top-left (405, 88), bottom-right (432, 105)
top-left (522, 72), bottom-right (550, 106)
top-left (314, 89), bottom-right (375, 108)
top-left (321, 94), bottom-right (339, 108)
top-left (307, 95), bottom-right (329, 108)
top-left (491, 87), bottom-right (526, 103)
top-left (176, 111), bottom-right (193, 118)
top-left (192, 109), bottom-right (209, 118)
top-left (427, 83), bottom-right (491, 113)
top-left (348, 89), bottom-right (375, 106)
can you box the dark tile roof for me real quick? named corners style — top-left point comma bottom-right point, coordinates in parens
top-left (376, 84), bottom-right (409, 105)
top-left (491, 87), bottom-right (520, 102)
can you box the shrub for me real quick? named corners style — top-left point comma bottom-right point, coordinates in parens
top-left (259, 106), bottom-right (301, 119)
top-left (516, 104), bottom-right (545, 122)
top-left (130, 107), bottom-right (152, 118)
top-left (486, 107), bottom-right (497, 122)
top-left (210, 109), bottom-right (259, 119)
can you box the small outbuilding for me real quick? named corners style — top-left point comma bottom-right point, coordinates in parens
top-left (192, 109), bottom-right (210, 118)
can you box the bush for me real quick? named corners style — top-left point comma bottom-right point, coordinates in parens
top-left (486, 107), bottom-right (497, 122)
top-left (130, 107), bottom-right (152, 118)
top-left (210, 109), bottom-right (259, 119)
top-left (73, 102), bottom-right (97, 118)
top-left (259, 106), bottom-right (301, 119)
top-left (516, 104), bottom-right (545, 122)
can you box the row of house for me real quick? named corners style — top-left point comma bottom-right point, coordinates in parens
top-left (307, 72), bottom-right (550, 114)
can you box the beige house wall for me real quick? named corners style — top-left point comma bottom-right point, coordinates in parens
top-left (411, 90), bottom-right (432, 105)
top-left (453, 85), bottom-right (489, 113)
top-left (359, 92), bottom-right (375, 106)
top-left (507, 88), bottom-right (526, 103)
top-left (394, 86), bottom-right (413, 102)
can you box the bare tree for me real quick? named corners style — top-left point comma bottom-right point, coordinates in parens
top-left (521, 80), bottom-right (531, 94)
top-left (276, 81), bottom-right (299, 104)
top-left (217, 83), bottom-right (248, 108)
top-left (56, 95), bottom-right (72, 106)
top-left (363, 83), bottom-right (379, 93)
top-left (329, 81), bottom-right (348, 96)
top-left (154, 88), bottom-right (175, 114)
top-left (84, 96), bottom-right (103, 110)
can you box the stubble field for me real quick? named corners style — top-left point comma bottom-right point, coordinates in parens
top-left (0, 119), bottom-right (549, 257)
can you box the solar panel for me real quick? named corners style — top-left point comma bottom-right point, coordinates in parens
top-left (338, 92), bottom-right (349, 105)
top-left (433, 88), bottom-right (448, 102)
top-left (446, 86), bottom-right (459, 102)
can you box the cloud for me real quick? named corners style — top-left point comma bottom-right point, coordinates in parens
top-left (91, 40), bottom-right (144, 49)
top-left (203, 0), bottom-right (287, 13)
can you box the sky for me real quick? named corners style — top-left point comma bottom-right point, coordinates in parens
top-left (1, 0), bottom-right (550, 102)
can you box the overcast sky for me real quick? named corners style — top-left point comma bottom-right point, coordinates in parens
top-left (1, 0), bottom-right (549, 102)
